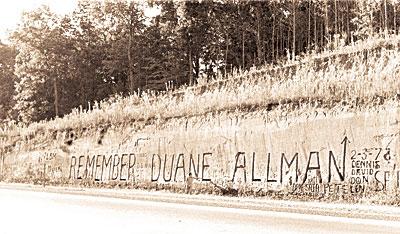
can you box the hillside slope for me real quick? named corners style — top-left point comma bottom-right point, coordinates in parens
top-left (2, 35), bottom-right (399, 145)
top-left (0, 37), bottom-right (399, 203)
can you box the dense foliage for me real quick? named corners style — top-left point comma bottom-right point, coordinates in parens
top-left (0, 0), bottom-right (399, 123)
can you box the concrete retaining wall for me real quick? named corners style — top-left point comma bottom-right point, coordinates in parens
top-left (2, 108), bottom-right (399, 196)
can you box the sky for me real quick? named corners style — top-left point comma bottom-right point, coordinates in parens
top-left (0, 0), bottom-right (161, 42)
top-left (0, 0), bottom-right (78, 41)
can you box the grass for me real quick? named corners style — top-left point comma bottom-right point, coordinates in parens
top-left (1, 33), bottom-right (400, 150)
top-left (1, 34), bottom-right (400, 203)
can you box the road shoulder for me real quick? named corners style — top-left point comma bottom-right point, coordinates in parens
top-left (1, 182), bottom-right (399, 221)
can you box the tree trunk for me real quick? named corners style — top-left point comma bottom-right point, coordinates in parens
top-left (384, 0), bottom-right (388, 36)
top-left (341, 5), bottom-right (344, 33)
top-left (314, 3), bottom-right (318, 50)
top-left (280, 20), bottom-right (282, 57)
top-left (189, 46), bottom-right (193, 85)
top-left (79, 72), bottom-right (85, 107)
top-left (225, 33), bottom-right (229, 77)
top-left (281, 21), bottom-right (284, 56)
top-left (334, 0), bottom-right (338, 35)
top-left (395, 4), bottom-right (397, 34)
top-left (347, 0), bottom-right (350, 43)
top-left (292, 0), bottom-right (296, 60)
top-left (380, 3), bottom-right (384, 33)
top-left (53, 76), bottom-right (59, 117)
top-left (194, 55), bottom-right (200, 80)
top-left (308, 0), bottom-right (311, 50)
top-left (325, 0), bottom-right (329, 44)
top-left (370, 6), bottom-right (374, 36)
top-left (47, 51), bottom-right (60, 117)
top-left (272, 11), bottom-right (275, 61)
top-left (128, 3), bottom-right (135, 93)
top-left (255, 4), bottom-right (263, 66)
top-left (321, 21), bottom-right (324, 47)
top-left (242, 30), bottom-right (245, 68)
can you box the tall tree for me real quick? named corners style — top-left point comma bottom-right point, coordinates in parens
top-left (11, 6), bottom-right (69, 122)
top-left (0, 42), bottom-right (16, 121)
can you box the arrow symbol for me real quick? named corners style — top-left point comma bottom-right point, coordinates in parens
top-left (341, 136), bottom-right (350, 172)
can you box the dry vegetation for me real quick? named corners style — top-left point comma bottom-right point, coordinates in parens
top-left (1, 34), bottom-right (400, 148)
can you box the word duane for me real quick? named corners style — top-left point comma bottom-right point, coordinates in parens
top-left (150, 153), bottom-right (212, 182)
top-left (69, 153), bottom-right (136, 181)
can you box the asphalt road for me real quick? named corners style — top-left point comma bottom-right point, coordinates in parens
top-left (0, 189), bottom-right (399, 234)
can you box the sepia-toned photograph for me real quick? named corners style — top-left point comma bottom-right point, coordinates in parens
top-left (0, 0), bottom-right (400, 233)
